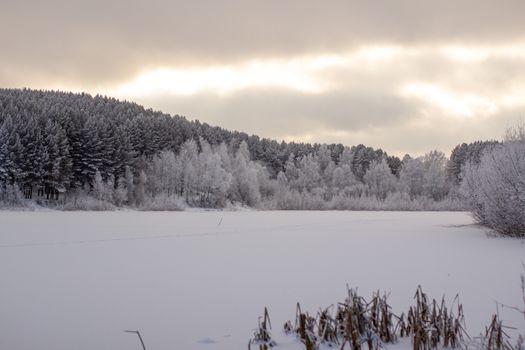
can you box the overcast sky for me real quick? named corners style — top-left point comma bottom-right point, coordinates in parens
top-left (2, 0), bottom-right (525, 155)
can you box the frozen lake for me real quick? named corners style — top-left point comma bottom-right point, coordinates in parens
top-left (0, 211), bottom-right (524, 350)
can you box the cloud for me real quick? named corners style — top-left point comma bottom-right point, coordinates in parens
top-left (127, 45), bottom-right (525, 155)
top-left (2, 0), bottom-right (525, 86)
top-left (137, 88), bottom-right (523, 157)
top-left (138, 88), bottom-right (413, 134)
top-left (2, 0), bottom-right (525, 155)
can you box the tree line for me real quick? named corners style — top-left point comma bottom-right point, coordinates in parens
top-left (0, 88), bottom-right (500, 212)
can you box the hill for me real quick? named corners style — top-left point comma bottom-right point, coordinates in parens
top-left (0, 88), bottom-right (495, 210)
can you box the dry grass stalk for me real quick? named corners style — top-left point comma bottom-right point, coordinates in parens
top-left (317, 306), bottom-right (338, 345)
top-left (403, 287), bottom-right (466, 350)
top-left (282, 287), bottom-right (398, 350)
top-left (479, 314), bottom-right (514, 350)
top-left (293, 302), bottom-right (319, 350)
top-left (249, 307), bottom-right (277, 350)
top-left (256, 284), bottom-right (524, 350)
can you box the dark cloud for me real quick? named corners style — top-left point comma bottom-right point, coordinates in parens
top-left (2, 0), bottom-right (525, 85)
top-left (136, 89), bottom-right (415, 139)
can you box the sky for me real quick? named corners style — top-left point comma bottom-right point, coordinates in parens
top-left (2, 0), bottom-right (525, 156)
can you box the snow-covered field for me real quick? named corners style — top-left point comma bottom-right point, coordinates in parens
top-left (0, 211), bottom-right (523, 350)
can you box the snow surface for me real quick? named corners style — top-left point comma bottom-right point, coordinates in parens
top-left (0, 211), bottom-right (523, 350)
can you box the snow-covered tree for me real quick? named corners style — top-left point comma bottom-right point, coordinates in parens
top-left (193, 139), bottom-right (232, 207)
top-left (422, 151), bottom-right (450, 201)
top-left (123, 166), bottom-right (135, 205)
top-left (296, 154), bottom-right (322, 192)
top-left (0, 115), bottom-right (14, 183)
top-left (92, 170), bottom-right (105, 201)
top-left (134, 170), bottom-right (147, 206)
top-left (363, 159), bottom-right (398, 200)
top-left (229, 141), bottom-right (261, 206)
top-left (0, 88), bottom-right (467, 210)
top-left (332, 164), bottom-right (358, 191)
top-left (460, 126), bottom-right (525, 237)
top-left (114, 176), bottom-right (128, 206)
top-left (399, 157), bottom-right (425, 199)
top-left (177, 139), bottom-right (199, 200)
top-left (148, 150), bottom-right (179, 197)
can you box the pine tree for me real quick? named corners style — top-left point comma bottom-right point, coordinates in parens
top-left (124, 166), bottom-right (135, 205)
top-left (92, 169), bottom-right (105, 201)
top-left (79, 116), bottom-right (104, 186)
top-left (0, 116), bottom-right (14, 183)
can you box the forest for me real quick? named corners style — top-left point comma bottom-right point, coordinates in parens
top-left (0, 88), bottom-right (516, 216)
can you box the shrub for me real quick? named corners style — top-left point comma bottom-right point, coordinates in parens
top-left (460, 126), bottom-right (525, 237)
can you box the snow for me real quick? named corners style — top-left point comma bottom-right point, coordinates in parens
top-left (0, 211), bottom-right (523, 350)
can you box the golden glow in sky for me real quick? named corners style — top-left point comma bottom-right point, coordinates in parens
top-left (95, 42), bottom-right (525, 155)
top-left (107, 45), bottom-right (525, 126)
top-left (109, 44), bottom-right (525, 100)
top-left (401, 83), bottom-right (499, 118)
top-left (111, 63), bottom-right (326, 97)
top-left (109, 46), bottom-right (410, 98)
top-left (3, 0), bottom-right (525, 154)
